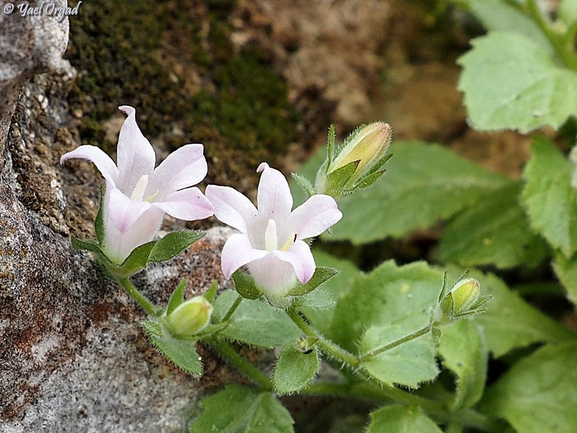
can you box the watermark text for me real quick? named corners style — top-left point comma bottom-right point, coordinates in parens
top-left (3, 1), bottom-right (82, 22)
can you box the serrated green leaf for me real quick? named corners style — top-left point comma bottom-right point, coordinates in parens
top-left (438, 320), bottom-right (488, 410)
top-left (439, 181), bottom-right (549, 269)
top-left (149, 230), bottom-right (205, 262)
top-left (460, 270), bottom-right (576, 357)
top-left (330, 142), bottom-right (509, 244)
top-left (458, 31), bottom-right (577, 132)
top-left (552, 251), bottom-right (577, 306)
top-left (521, 136), bottom-right (577, 257)
top-left (292, 288), bottom-right (335, 310)
top-left (273, 343), bottom-right (319, 394)
top-left (190, 385), bottom-right (294, 433)
top-left (452, 0), bottom-right (552, 53)
top-left (480, 342), bottom-right (577, 433)
top-left (212, 290), bottom-right (301, 348)
top-left (360, 318), bottom-right (438, 388)
top-left (329, 261), bottom-right (442, 353)
top-left (366, 405), bottom-right (443, 433)
top-left (166, 279), bottom-right (187, 315)
top-left (142, 320), bottom-right (202, 376)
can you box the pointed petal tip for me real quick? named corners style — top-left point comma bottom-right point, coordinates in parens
top-left (256, 162), bottom-right (270, 173)
top-left (118, 105), bottom-right (136, 116)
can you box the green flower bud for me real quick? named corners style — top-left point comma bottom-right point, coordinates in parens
top-left (329, 122), bottom-right (392, 177)
top-left (166, 296), bottom-right (213, 337)
top-left (315, 122), bottom-right (392, 198)
top-left (450, 278), bottom-right (480, 314)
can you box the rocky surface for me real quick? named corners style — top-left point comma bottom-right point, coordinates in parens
top-left (0, 3), bottom-right (235, 431)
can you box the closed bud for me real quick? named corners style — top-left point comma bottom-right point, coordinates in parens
top-left (315, 122), bottom-right (392, 198)
top-left (166, 296), bottom-right (213, 337)
top-left (450, 278), bottom-right (480, 314)
top-left (330, 122), bottom-right (392, 177)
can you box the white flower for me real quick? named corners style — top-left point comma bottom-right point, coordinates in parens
top-left (61, 106), bottom-right (213, 263)
top-left (206, 163), bottom-right (342, 298)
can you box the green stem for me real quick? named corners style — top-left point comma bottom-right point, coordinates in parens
top-left (302, 382), bottom-right (501, 431)
top-left (302, 381), bottom-right (445, 413)
top-left (207, 338), bottom-right (272, 390)
top-left (285, 307), bottom-right (359, 367)
top-left (526, 0), bottom-right (577, 70)
top-left (220, 294), bottom-right (243, 323)
top-left (358, 324), bottom-right (432, 364)
top-left (117, 277), bottom-right (160, 316)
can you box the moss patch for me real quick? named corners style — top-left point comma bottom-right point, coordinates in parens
top-left (66, 0), bottom-right (299, 191)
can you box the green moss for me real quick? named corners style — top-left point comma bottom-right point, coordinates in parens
top-left (67, 0), bottom-right (299, 186)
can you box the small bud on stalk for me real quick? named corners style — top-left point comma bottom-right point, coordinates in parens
top-left (450, 278), bottom-right (481, 314)
top-left (166, 296), bottom-right (213, 337)
top-left (315, 122), bottom-right (392, 198)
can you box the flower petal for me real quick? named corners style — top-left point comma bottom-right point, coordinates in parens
top-left (148, 144), bottom-right (208, 196)
top-left (116, 106), bottom-right (156, 193)
top-left (102, 206), bottom-right (164, 264)
top-left (247, 254), bottom-right (298, 297)
top-left (206, 185), bottom-right (258, 233)
top-left (106, 184), bottom-right (154, 233)
top-left (60, 145), bottom-right (119, 185)
top-left (101, 182), bottom-right (164, 263)
top-left (152, 188), bottom-right (214, 221)
top-left (256, 163), bottom-right (293, 221)
top-left (289, 194), bottom-right (342, 239)
top-left (220, 233), bottom-right (268, 278)
top-left (273, 240), bottom-right (315, 284)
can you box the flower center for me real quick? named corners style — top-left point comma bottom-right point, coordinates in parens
top-left (264, 219), bottom-right (296, 252)
top-left (130, 175), bottom-right (158, 202)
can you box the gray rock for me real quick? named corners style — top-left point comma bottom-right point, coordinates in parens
top-left (0, 7), bottom-right (235, 431)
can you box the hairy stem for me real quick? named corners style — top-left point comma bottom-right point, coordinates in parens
top-left (358, 324), bottom-right (432, 363)
top-left (220, 294), bottom-right (244, 323)
top-left (285, 306), bottom-right (359, 366)
top-left (117, 277), bottom-right (161, 316)
top-left (207, 338), bottom-right (272, 390)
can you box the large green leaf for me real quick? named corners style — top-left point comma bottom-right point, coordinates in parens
top-left (190, 385), bottom-right (294, 433)
top-left (438, 181), bottom-right (549, 269)
top-left (452, 0), bottom-right (551, 52)
top-left (360, 318), bottom-right (439, 388)
top-left (325, 142), bottom-right (509, 244)
top-left (366, 405), bottom-right (443, 433)
top-left (212, 290), bottom-right (301, 348)
top-left (438, 320), bottom-right (488, 410)
top-left (458, 31), bottom-right (577, 132)
top-left (328, 261), bottom-right (442, 353)
top-left (481, 342), bottom-right (577, 433)
top-left (521, 136), bottom-right (577, 257)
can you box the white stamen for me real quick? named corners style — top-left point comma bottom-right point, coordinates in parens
top-left (265, 219), bottom-right (278, 252)
top-left (130, 175), bottom-right (149, 201)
